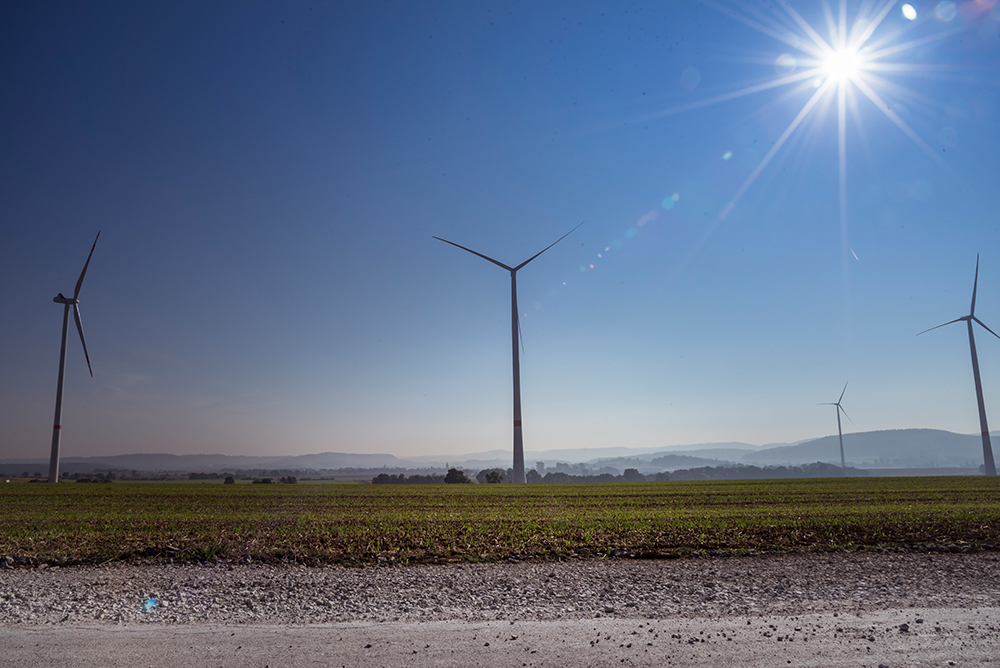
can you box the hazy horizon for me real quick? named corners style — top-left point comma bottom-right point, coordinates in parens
top-left (2, 2), bottom-right (999, 461)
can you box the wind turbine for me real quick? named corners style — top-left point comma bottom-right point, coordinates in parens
top-left (47, 232), bottom-right (100, 483)
top-left (919, 254), bottom-right (998, 476)
top-left (819, 382), bottom-right (852, 470)
top-left (434, 223), bottom-right (581, 484)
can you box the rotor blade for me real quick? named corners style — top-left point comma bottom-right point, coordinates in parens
top-left (517, 312), bottom-right (525, 356)
top-left (839, 404), bottom-right (854, 426)
top-left (513, 221), bottom-right (584, 271)
top-left (971, 253), bottom-right (980, 317)
top-left (973, 316), bottom-right (1000, 342)
top-left (838, 381), bottom-right (848, 403)
top-left (72, 304), bottom-right (93, 377)
top-left (917, 318), bottom-right (963, 336)
top-left (817, 402), bottom-right (836, 406)
top-left (433, 237), bottom-right (512, 271)
top-left (73, 231), bottom-right (101, 300)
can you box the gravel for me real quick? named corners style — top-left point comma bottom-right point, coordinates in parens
top-left (2, 551), bottom-right (999, 626)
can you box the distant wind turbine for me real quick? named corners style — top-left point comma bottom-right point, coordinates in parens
top-left (434, 223), bottom-right (581, 484)
top-left (819, 382), bottom-right (852, 470)
top-left (48, 232), bottom-right (100, 483)
top-left (918, 254), bottom-right (998, 477)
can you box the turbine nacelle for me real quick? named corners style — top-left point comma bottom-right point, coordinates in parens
top-left (53, 293), bottom-right (79, 305)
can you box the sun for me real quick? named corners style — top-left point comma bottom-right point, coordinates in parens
top-left (822, 47), bottom-right (864, 82)
top-left (649, 1), bottom-right (950, 225)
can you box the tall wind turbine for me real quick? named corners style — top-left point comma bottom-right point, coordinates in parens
top-left (819, 382), bottom-right (852, 470)
top-left (434, 223), bottom-right (581, 484)
top-left (919, 254), bottom-right (998, 477)
top-left (48, 232), bottom-right (100, 483)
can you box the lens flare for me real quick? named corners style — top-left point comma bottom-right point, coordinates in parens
top-left (935, 1), bottom-right (957, 21)
top-left (902, 4), bottom-right (918, 20)
top-left (775, 54), bottom-right (797, 75)
top-left (636, 210), bottom-right (657, 226)
top-left (679, 67), bottom-right (701, 90)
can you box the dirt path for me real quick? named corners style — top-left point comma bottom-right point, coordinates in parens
top-left (2, 607), bottom-right (997, 667)
top-left (3, 551), bottom-right (999, 665)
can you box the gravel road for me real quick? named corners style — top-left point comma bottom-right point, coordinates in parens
top-left (2, 551), bottom-right (998, 666)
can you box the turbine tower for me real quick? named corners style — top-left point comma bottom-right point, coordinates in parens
top-left (48, 232), bottom-right (100, 483)
top-left (434, 223), bottom-right (581, 483)
top-left (919, 254), bottom-right (998, 476)
top-left (819, 382), bottom-right (852, 470)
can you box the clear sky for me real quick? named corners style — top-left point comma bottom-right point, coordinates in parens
top-left (2, 1), bottom-right (999, 461)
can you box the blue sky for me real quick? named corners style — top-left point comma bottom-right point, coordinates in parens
top-left (2, 1), bottom-right (999, 460)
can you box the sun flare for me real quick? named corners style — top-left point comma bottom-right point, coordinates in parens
top-left (822, 47), bottom-right (863, 81)
top-left (654, 1), bottom-right (954, 226)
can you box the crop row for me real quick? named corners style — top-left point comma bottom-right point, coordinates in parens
top-left (1, 476), bottom-right (998, 565)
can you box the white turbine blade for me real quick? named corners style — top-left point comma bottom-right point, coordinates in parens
top-left (72, 304), bottom-right (93, 377)
top-left (517, 313), bottom-right (525, 356)
top-left (513, 222), bottom-right (583, 271)
top-left (917, 318), bottom-right (963, 336)
top-left (838, 381), bottom-right (848, 404)
top-left (73, 232), bottom-right (101, 300)
top-left (971, 254), bottom-right (980, 317)
top-left (839, 404), bottom-right (854, 426)
top-left (973, 316), bottom-right (1000, 342)
top-left (433, 237), bottom-right (513, 271)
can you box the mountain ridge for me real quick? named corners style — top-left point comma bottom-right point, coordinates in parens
top-left (2, 428), bottom-right (996, 474)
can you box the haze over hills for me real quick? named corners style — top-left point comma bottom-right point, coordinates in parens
top-left (746, 429), bottom-right (992, 469)
top-left (2, 429), bottom-right (996, 476)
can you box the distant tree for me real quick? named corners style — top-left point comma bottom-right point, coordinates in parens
top-left (279, 476), bottom-right (298, 484)
top-left (444, 468), bottom-right (471, 484)
top-left (224, 476), bottom-right (235, 484)
top-left (622, 468), bottom-right (646, 482)
top-left (408, 474), bottom-right (445, 484)
top-left (525, 469), bottom-right (542, 483)
top-left (476, 468), bottom-right (507, 483)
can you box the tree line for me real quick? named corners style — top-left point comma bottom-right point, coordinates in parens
top-left (372, 462), bottom-right (866, 484)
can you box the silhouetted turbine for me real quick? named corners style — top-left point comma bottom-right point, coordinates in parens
top-left (434, 223), bottom-right (581, 483)
top-left (918, 254), bottom-right (998, 476)
top-left (48, 232), bottom-right (100, 483)
top-left (819, 382), bottom-right (852, 469)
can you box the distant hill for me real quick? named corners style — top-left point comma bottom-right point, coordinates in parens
top-left (647, 453), bottom-right (738, 471)
top-left (1, 429), bottom-right (992, 475)
top-left (743, 429), bottom-right (993, 468)
top-left (0, 451), bottom-right (414, 474)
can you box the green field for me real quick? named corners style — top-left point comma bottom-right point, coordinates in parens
top-left (2, 476), bottom-right (999, 566)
